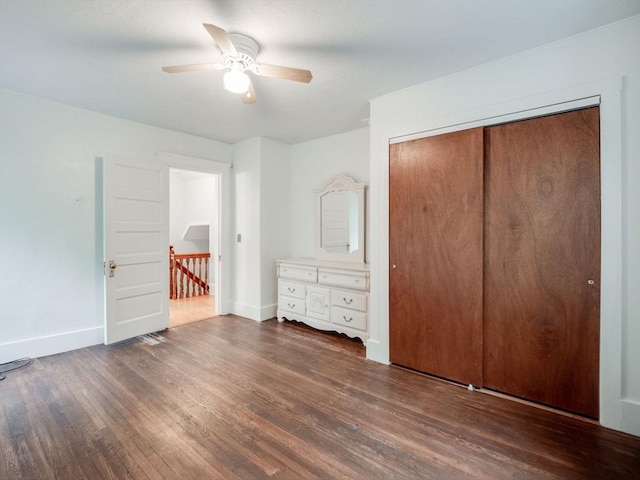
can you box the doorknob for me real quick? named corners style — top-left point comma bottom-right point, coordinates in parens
top-left (109, 260), bottom-right (117, 277)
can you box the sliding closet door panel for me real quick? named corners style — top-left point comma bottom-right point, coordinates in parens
top-left (389, 128), bottom-right (484, 386)
top-left (483, 107), bottom-right (600, 418)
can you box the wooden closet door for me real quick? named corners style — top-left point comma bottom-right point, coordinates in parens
top-left (389, 128), bottom-right (484, 386)
top-left (483, 108), bottom-right (600, 418)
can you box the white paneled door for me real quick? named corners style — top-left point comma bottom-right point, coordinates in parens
top-left (103, 154), bottom-right (169, 344)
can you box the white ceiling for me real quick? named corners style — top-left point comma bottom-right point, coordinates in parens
top-left (1, 1), bottom-right (638, 144)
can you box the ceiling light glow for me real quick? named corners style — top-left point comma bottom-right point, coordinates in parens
top-left (223, 68), bottom-right (250, 94)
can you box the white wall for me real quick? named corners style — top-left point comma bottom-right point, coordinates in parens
top-left (260, 138), bottom-right (291, 312)
top-left (226, 128), bottom-right (371, 321)
top-left (230, 137), bottom-right (261, 320)
top-left (169, 171), bottom-right (217, 254)
top-left (0, 89), bottom-right (232, 362)
top-left (290, 127), bottom-right (370, 261)
top-left (230, 136), bottom-right (291, 321)
top-left (369, 16), bottom-right (640, 435)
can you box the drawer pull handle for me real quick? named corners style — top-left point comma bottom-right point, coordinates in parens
top-left (288, 303), bottom-right (296, 308)
top-left (343, 316), bottom-right (353, 323)
top-left (343, 297), bottom-right (353, 305)
top-left (355, 279), bottom-right (360, 283)
top-left (288, 287), bottom-right (296, 293)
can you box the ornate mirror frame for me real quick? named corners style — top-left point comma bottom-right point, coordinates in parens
top-left (316, 174), bottom-right (366, 264)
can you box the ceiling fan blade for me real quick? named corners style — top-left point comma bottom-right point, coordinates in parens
top-left (203, 23), bottom-right (237, 57)
top-left (162, 63), bottom-right (217, 73)
top-left (255, 63), bottom-right (313, 83)
top-left (243, 78), bottom-right (257, 104)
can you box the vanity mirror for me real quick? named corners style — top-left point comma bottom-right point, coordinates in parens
top-left (316, 174), bottom-right (365, 263)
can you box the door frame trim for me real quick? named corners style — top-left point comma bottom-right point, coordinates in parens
top-left (156, 152), bottom-right (232, 315)
top-left (369, 76), bottom-right (624, 430)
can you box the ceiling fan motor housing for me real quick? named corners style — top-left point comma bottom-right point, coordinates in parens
top-left (223, 33), bottom-right (260, 72)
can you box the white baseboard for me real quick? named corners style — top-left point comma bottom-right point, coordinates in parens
top-left (620, 399), bottom-right (640, 436)
top-left (260, 303), bottom-right (277, 321)
top-left (229, 302), bottom-right (277, 322)
top-left (229, 301), bottom-right (259, 321)
top-left (365, 338), bottom-right (390, 364)
top-left (0, 326), bottom-right (103, 363)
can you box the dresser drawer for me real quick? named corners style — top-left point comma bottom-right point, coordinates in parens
top-left (278, 279), bottom-right (305, 300)
top-left (331, 306), bottom-right (367, 332)
top-left (278, 295), bottom-right (306, 316)
top-left (331, 289), bottom-right (367, 312)
top-left (318, 269), bottom-right (368, 291)
top-left (279, 264), bottom-right (317, 283)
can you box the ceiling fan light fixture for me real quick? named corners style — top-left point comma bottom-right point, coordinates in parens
top-left (223, 68), bottom-right (250, 94)
top-left (162, 23), bottom-right (312, 104)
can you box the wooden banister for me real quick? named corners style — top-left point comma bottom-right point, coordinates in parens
top-left (170, 246), bottom-right (210, 299)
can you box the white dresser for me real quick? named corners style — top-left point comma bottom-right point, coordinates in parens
top-left (276, 258), bottom-right (370, 342)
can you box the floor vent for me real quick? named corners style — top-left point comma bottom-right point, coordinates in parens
top-left (137, 333), bottom-right (166, 346)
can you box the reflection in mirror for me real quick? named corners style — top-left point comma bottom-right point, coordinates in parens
top-left (321, 191), bottom-right (359, 253)
top-left (316, 174), bottom-right (365, 263)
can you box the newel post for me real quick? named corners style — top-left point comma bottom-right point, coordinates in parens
top-left (169, 245), bottom-right (175, 299)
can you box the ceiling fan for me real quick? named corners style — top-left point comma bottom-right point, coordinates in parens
top-left (162, 23), bottom-right (313, 104)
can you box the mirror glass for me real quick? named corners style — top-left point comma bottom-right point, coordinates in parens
top-left (320, 191), bottom-right (359, 253)
top-left (316, 175), bottom-right (365, 263)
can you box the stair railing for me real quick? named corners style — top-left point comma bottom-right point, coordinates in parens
top-left (170, 246), bottom-right (210, 299)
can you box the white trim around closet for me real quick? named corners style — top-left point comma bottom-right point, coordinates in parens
top-left (369, 76), bottom-right (624, 431)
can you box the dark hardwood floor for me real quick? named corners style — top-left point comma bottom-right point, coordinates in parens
top-left (1, 316), bottom-right (639, 479)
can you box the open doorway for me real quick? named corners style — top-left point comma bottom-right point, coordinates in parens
top-left (168, 168), bottom-right (219, 327)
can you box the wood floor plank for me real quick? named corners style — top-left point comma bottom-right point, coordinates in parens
top-left (107, 340), bottom-right (332, 478)
top-left (0, 409), bottom-right (14, 480)
top-left (11, 373), bottom-right (75, 479)
top-left (1, 315), bottom-right (639, 479)
top-left (75, 349), bottom-right (235, 479)
top-left (159, 326), bottom-right (373, 477)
